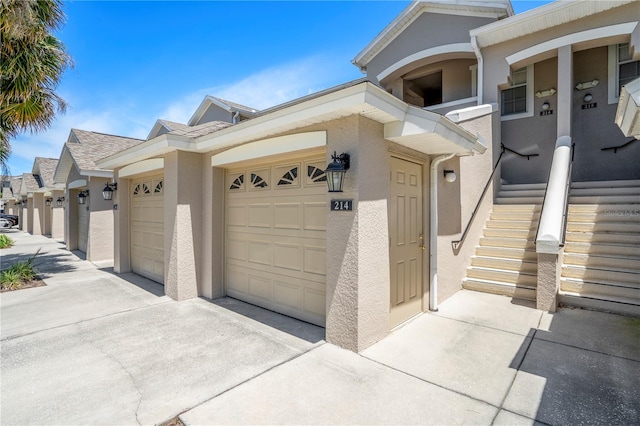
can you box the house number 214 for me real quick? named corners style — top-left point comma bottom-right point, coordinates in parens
top-left (331, 199), bottom-right (353, 211)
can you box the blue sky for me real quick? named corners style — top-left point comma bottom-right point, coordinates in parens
top-left (8, 0), bottom-right (553, 176)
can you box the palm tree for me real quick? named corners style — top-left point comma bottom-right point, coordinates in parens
top-left (0, 0), bottom-right (72, 175)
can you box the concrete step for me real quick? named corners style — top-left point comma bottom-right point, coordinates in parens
top-left (565, 231), bottom-right (640, 245)
top-left (492, 204), bottom-right (541, 212)
top-left (484, 227), bottom-right (536, 239)
top-left (480, 237), bottom-right (535, 249)
top-left (561, 278), bottom-right (640, 300)
top-left (570, 187), bottom-right (640, 196)
top-left (563, 253), bottom-right (640, 270)
top-left (476, 246), bottom-right (537, 261)
top-left (566, 221), bottom-right (640, 233)
top-left (500, 183), bottom-right (547, 191)
top-left (559, 292), bottom-right (640, 317)
top-left (486, 220), bottom-right (538, 230)
top-left (571, 180), bottom-right (640, 189)
top-left (567, 212), bottom-right (640, 223)
top-left (467, 266), bottom-right (537, 286)
top-left (490, 211), bottom-right (540, 221)
top-left (562, 265), bottom-right (640, 284)
top-left (497, 189), bottom-right (545, 198)
top-left (569, 195), bottom-right (640, 204)
top-left (463, 278), bottom-right (536, 301)
top-left (471, 256), bottom-right (538, 273)
top-left (568, 203), bottom-right (640, 214)
top-left (564, 241), bottom-right (640, 257)
top-left (495, 196), bottom-right (544, 205)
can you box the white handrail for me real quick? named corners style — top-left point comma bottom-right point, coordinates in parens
top-left (536, 136), bottom-right (572, 254)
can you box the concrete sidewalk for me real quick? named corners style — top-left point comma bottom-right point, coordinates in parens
top-left (2, 231), bottom-right (639, 425)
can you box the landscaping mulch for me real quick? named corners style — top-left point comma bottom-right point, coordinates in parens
top-left (0, 278), bottom-right (46, 293)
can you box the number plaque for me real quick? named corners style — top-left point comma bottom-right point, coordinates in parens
top-left (330, 199), bottom-right (353, 211)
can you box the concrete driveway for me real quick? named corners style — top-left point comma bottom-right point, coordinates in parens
top-left (2, 230), bottom-right (639, 425)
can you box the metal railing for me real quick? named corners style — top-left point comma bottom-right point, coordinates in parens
top-left (601, 137), bottom-right (638, 153)
top-left (451, 143), bottom-right (539, 250)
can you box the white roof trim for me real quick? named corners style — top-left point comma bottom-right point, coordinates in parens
top-left (506, 22), bottom-right (638, 67)
top-left (377, 43), bottom-right (475, 82)
top-left (118, 158), bottom-right (165, 178)
top-left (211, 131), bottom-right (326, 167)
top-left (472, 0), bottom-right (635, 48)
top-left (53, 146), bottom-right (73, 184)
top-left (188, 96), bottom-right (258, 126)
top-left (68, 179), bottom-right (87, 189)
top-left (353, 1), bottom-right (511, 69)
top-left (615, 77), bottom-right (640, 138)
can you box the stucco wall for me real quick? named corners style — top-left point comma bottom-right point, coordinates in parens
top-left (87, 177), bottom-right (115, 262)
top-left (32, 193), bottom-right (44, 235)
top-left (51, 190), bottom-right (65, 240)
top-left (367, 13), bottom-right (494, 85)
top-left (437, 110), bottom-right (497, 305)
top-left (113, 173), bottom-right (131, 274)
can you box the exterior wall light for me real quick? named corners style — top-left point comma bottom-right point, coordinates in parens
top-left (575, 79), bottom-right (599, 91)
top-left (325, 151), bottom-right (350, 193)
top-left (102, 182), bottom-right (117, 200)
top-left (541, 102), bottom-right (551, 111)
top-left (56, 197), bottom-right (65, 207)
top-left (45, 198), bottom-right (53, 206)
top-left (583, 93), bottom-right (593, 103)
top-left (443, 169), bottom-right (457, 183)
top-left (78, 190), bottom-right (89, 205)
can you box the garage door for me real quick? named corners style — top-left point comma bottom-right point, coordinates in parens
top-left (78, 198), bottom-right (89, 253)
top-left (131, 175), bottom-right (164, 284)
top-left (226, 155), bottom-right (327, 326)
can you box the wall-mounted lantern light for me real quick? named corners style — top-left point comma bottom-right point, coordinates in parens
top-left (78, 190), bottom-right (89, 205)
top-left (56, 197), bottom-right (65, 207)
top-left (325, 151), bottom-right (350, 193)
top-left (45, 198), bottom-right (53, 206)
top-left (102, 182), bottom-right (117, 200)
top-left (443, 169), bottom-right (457, 183)
top-left (575, 79), bottom-right (599, 91)
top-left (583, 93), bottom-right (593, 103)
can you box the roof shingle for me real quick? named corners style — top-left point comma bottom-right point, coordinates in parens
top-left (67, 129), bottom-right (145, 172)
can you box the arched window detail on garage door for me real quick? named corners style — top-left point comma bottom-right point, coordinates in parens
top-left (153, 180), bottom-right (163, 195)
top-left (307, 165), bottom-right (327, 183)
top-left (229, 174), bottom-right (245, 190)
top-left (278, 167), bottom-right (298, 185)
top-left (250, 172), bottom-right (268, 189)
top-left (133, 184), bottom-right (141, 196)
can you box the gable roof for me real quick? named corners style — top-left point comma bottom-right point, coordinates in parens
top-left (470, 0), bottom-right (636, 48)
top-left (20, 173), bottom-right (39, 195)
top-left (10, 176), bottom-right (22, 195)
top-left (188, 96), bottom-right (259, 126)
top-left (352, 0), bottom-right (513, 70)
top-left (146, 119), bottom-right (191, 140)
top-left (32, 157), bottom-right (60, 188)
top-left (53, 129), bottom-right (145, 183)
top-left (168, 120), bottom-right (233, 138)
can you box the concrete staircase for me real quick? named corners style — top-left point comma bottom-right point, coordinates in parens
top-left (559, 180), bottom-right (640, 316)
top-left (462, 183), bottom-right (543, 301)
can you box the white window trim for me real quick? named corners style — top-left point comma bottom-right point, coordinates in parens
top-left (470, 64), bottom-right (478, 97)
top-left (608, 43), bottom-right (639, 105)
top-left (501, 65), bottom-right (534, 121)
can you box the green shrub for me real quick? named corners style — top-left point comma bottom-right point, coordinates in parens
top-left (0, 248), bottom-right (40, 291)
top-left (0, 234), bottom-right (13, 249)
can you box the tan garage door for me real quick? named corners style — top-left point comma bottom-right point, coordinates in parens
top-left (131, 175), bottom-right (164, 284)
top-left (78, 198), bottom-right (89, 253)
top-left (226, 155), bottom-right (327, 326)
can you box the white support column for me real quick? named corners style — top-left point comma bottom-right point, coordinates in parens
top-left (557, 45), bottom-right (573, 138)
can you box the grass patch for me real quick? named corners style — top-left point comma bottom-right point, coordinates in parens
top-left (0, 234), bottom-right (14, 249)
top-left (1, 249), bottom-right (40, 291)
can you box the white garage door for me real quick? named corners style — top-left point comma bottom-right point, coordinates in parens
top-left (226, 155), bottom-right (327, 326)
top-left (78, 199), bottom-right (89, 253)
top-left (131, 175), bottom-right (164, 284)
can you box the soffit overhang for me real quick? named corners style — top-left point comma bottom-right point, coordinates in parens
top-left (471, 0), bottom-right (635, 49)
top-left (353, 0), bottom-right (512, 69)
top-left (97, 82), bottom-right (482, 169)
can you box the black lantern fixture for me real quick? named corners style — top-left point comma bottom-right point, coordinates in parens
top-left (102, 182), bottom-right (117, 201)
top-left (78, 190), bottom-right (89, 205)
top-left (324, 151), bottom-right (350, 193)
top-left (45, 198), bottom-right (53, 206)
top-left (56, 197), bottom-right (65, 207)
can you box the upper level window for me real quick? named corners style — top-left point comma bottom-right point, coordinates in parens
top-left (618, 43), bottom-right (640, 94)
top-left (502, 68), bottom-right (527, 116)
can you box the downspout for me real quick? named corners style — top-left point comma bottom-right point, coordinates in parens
top-left (429, 153), bottom-right (456, 311)
top-left (471, 35), bottom-right (483, 104)
top-left (232, 111), bottom-right (240, 124)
